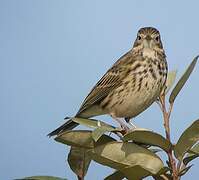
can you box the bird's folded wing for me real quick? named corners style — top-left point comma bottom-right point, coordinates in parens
top-left (76, 52), bottom-right (132, 115)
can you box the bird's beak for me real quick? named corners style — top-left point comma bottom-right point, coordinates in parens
top-left (143, 35), bottom-right (152, 48)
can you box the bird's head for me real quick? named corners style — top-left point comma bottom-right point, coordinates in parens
top-left (133, 27), bottom-right (163, 51)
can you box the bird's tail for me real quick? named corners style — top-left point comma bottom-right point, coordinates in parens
top-left (48, 117), bottom-right (78, 137)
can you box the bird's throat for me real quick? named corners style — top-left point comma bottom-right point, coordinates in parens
top-left (142, 48), bottom-right (156, 59)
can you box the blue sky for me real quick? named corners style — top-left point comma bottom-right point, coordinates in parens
top-left (1, 0), bottom-right (199, 179)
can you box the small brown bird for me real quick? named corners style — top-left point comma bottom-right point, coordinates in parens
top-left (48, 27), bottom-right (168, 136)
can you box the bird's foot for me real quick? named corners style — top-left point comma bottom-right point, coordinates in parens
top-left (114, 118), bottom-right (130, 134)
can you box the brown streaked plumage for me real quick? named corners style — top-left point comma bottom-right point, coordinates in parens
top-left (48, 27), bottom-right (168, 136)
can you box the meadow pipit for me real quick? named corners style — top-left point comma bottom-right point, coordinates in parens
top-left (48, 27), bottom-right (168, 136)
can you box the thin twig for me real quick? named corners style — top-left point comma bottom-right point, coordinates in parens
top-left (168, 102), bottom-right (174, 120)
top-left (159, 94), bottom-right (179, 180)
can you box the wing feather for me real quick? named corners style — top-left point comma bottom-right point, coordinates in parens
top-left (76, 51), bottom-right (133, 115)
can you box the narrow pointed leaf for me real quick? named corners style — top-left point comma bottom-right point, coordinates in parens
top-left (183, 143), bottom-right (199, 165)
top-left (123, 129), bottom-right (172, 152)
top-left (72, 117), bottom-right (119, 131)
top-left (104, 171), bottom-right (125, 180)
top-left (15, 176), bottom-right (67, 180)
top-left (166, 161), bottom-right (172, 169)
top-left (165, 70), bottom-right (177, 94)
top-left (68, 146), bottom-right (91, 178)
top-left (89, 142), bottom-right (164, 174)
top-left (148, 148), bottom-right (162, 154)
top-left (169, 56), bottom-right (198, 103)
top-left (55, 130), bottom-right (115, 148)
top-left (174, 120), bottom-right (199, 160)
top-left (179, 165), bottom-right (193, 176)
top-left (183, 154), bottom-right (199, 166)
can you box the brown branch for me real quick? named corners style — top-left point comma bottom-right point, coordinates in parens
top-left (159, 94), bottom-right (179, 180)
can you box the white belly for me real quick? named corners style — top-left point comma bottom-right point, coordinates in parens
top-left (113, 80), bottom-right (161, 117)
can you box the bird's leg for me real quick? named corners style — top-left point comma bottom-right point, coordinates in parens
top-left (116, 118), bottom-right (129, 131)
top-left (111, 115), bottom-right (129, 131)
top-left (124, 117), bottom-right (137, 129)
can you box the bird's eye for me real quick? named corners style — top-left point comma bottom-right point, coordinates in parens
top-left (155, 36), bottom-right (159, 42)
top-left (137, 35), bottom-right (142, 40)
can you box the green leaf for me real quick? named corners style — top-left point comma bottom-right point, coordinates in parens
top-left (105, 166), bottom-right (152, 180)
top-left (89, 141), bottom-right (164, 175)
top-left (15, 176), bottom-right (66, 180)
top-left (183, 143), bottom-right (199, 165)
top-left (104, 171), bottom-right (125, 180)
top-left (55, 130), bottom-right (93, 148)
top-left (183, 154), bottom-right (199, 166)
top-left (169, 55), bottom-right (198, 103)
top-left (153, 174), bottom-right (172, 180)
top-left (174, 120), bottom-right (199, 160)
top-left (123, 129), bottom-right (172, 152)
top-left (153, 167), bottom-right (172, 180)
top-left (92, 126), bottom-right (110, 142)
top-left (72, 117), bottom-right (119, 131)
top-left (148, 148), bottom-right (162, 154)
top-left (188, 142), bottom-right (199, 154)
top-left (68, 146), bottom-right (91, 178)
top-left (55, 130), bottom-right (116, 149)
top-left (120, 165), bottom-right (151, 179)
top-left (71, 118), bottom-right (121, 142)
top-left (104, 166), bottom-right (152, 180)
top-left (165, 70), bottom-right (177, 94)
top-left (157, 166), bottom-right (170, 175)
top-left (179, 165), bottom-right (193, 176)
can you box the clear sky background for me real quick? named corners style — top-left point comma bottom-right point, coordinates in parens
top-left (1, 1), bottom-right (199, 179)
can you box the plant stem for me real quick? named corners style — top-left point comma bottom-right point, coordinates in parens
top-left (159, 94), bottom-right (179, 180)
